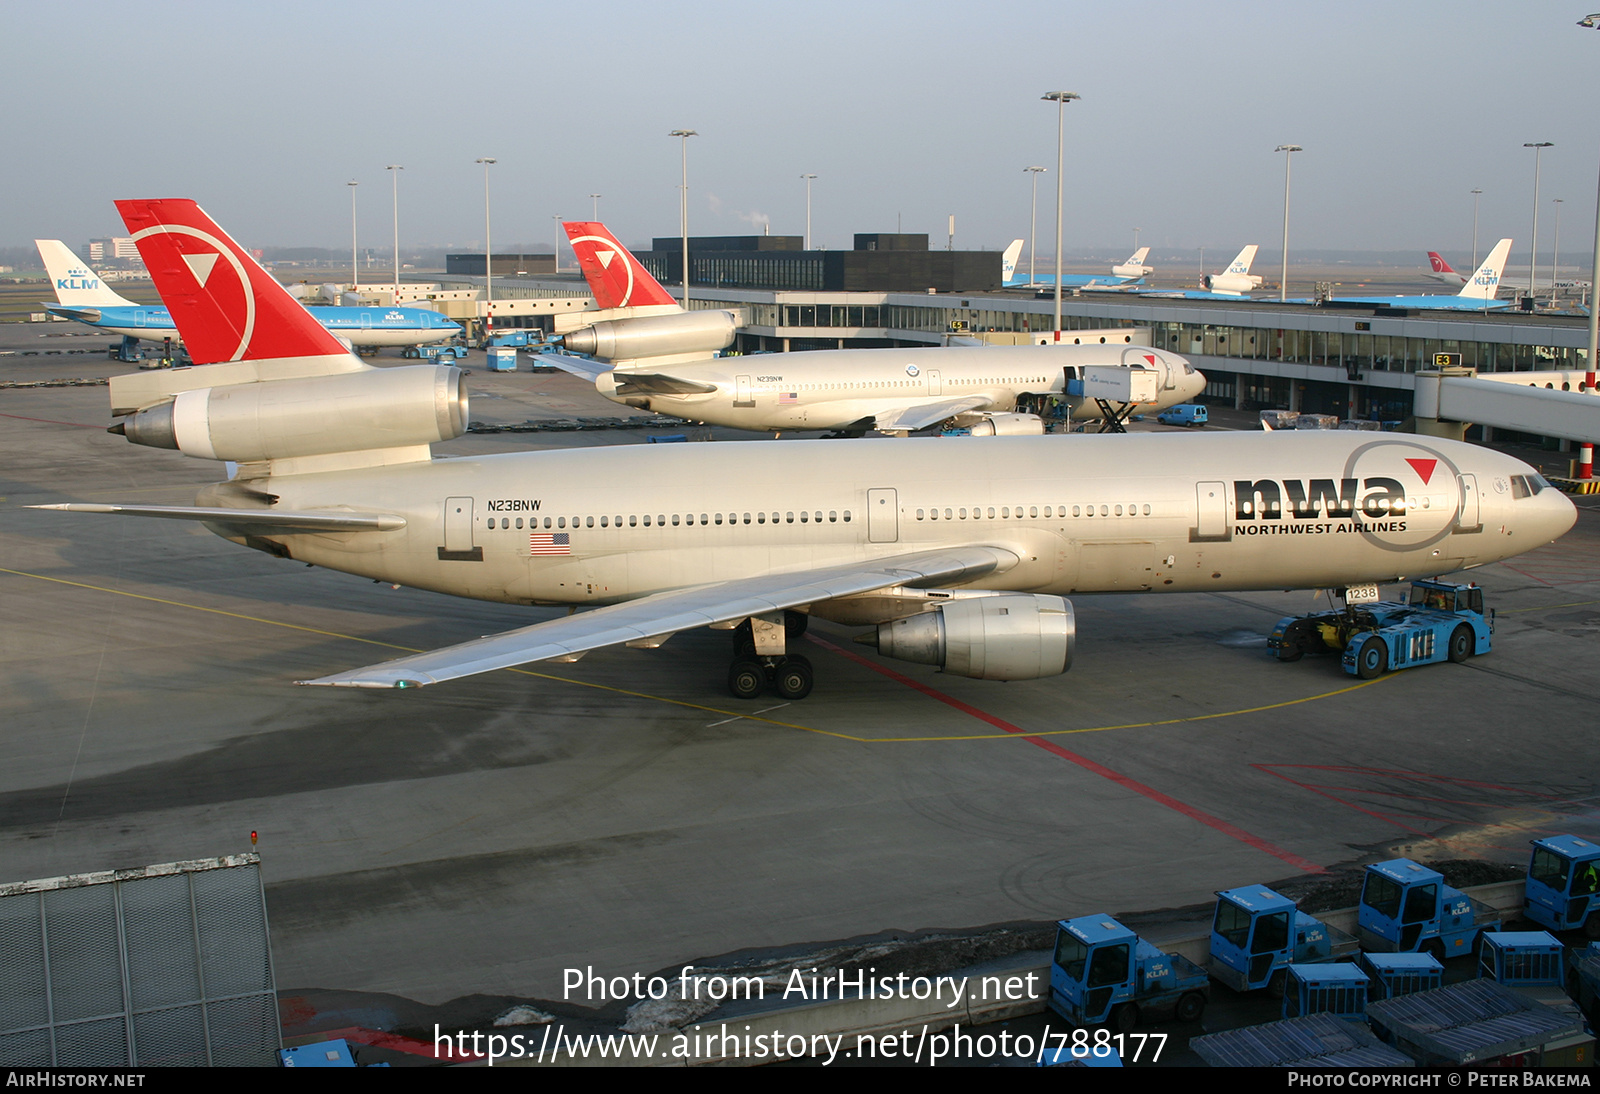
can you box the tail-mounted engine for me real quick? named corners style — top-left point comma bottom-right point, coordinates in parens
top-left (562, 309), bottom-right (738, 361)
top-left (862, 594), bottom-right (1075, 680)
top-left (113, 364), bottom-right (468, 462)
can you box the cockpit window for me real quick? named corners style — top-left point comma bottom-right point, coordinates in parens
top-left (1510, 476), bottom-right (1531, 499)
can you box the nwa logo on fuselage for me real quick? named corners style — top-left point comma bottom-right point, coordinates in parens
top-left (1233, 477), bottom-right (1404, 521)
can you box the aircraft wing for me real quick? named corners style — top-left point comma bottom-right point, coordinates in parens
top-left (31, 503), bottom-right (406, 534)
top-left (299, 544), bottom-right (1016, 689)
top-left (611, 372), bottom-right (720, 396)
top-left (873, 395), bottom-right (995, 434)
top-left (535, 353), bottom-right (611, 382)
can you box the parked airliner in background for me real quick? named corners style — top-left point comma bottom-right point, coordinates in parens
top-left (1134, 245), bottom-right (1266, 301)
top-left (1426, 252), bottom-right (1468, 286)
top-left (549, 222), bottom-right (1203, 435)
top-left (35, 200), bottom-right (1576, 702)
top-left (1002, 241), bottom-right (1153, 288)
top-left (36, 239), bottom-right (462, 350)
top-left (1327, 239), bottom-right (1514, 311)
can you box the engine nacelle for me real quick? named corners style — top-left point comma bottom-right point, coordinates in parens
top-left (1201, 273), bottom-right (1263, 294)
top-left (116, 364), bottom-right (468, 461)
top-left (965, 412), bottom-right (1045, 437)
top-left (869, 594), bottom-right (1075, 680)
top-left (561, 309), bottom-right (739, 360)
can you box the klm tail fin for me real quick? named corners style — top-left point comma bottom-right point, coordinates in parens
top-left (1001, 239), bottom-right (1024, 284)
top-left (36, 240), bottom-right (138, 308)
top-left (1225, 245), bottom-right (1259, 276)
top-left (1458, 238), bottom-right (1512, 301)
top-left (1126, 246), bottom-right (1150, 267)
top-left (563, 222), bottom-right (680, 310)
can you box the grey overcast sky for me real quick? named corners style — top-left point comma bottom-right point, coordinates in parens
top-left (4, 0), bottom-right (1599, 260)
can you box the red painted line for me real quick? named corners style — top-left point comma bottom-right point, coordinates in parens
top-left (0, 412), bottom-right (103, 429)
top-left (809, 635), bottom-right (1324, 874)
top-left (314, 1025), bottom-right (481, 1061)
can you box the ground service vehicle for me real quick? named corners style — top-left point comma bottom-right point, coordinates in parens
top-left (1268, 579), bottom-right (1492, 679)
top-left (1281, 963), bottom-right (1370, 1021)
top-left (1049, 915), bottom-right (1209, 1032)
top-left (1156, 403), bottom-right (1207, 426)
top-left (1525, 834), bottom-right (1600, 938)
top-left (1357, 859), bottom-right (1503, 958)
top-left (1207, 885), bottom-right (1357, 993)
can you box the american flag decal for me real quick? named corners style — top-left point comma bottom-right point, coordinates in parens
top-left (778, 392), bottom-right (798, 404)
top-left (529, 532), bottom-right (571, 555)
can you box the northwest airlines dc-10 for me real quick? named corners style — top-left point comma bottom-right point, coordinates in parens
top-left (35, 200), bottom-right (1576, 701)
top-left (547, 222), bottom-right (1204, 436)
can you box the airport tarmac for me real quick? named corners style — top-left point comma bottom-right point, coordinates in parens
top-left (2, 333), bottom-right (1598, 1032)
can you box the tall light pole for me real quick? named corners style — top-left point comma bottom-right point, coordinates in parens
top-left (386, 164), bottom-right (403, 301)
top-left (1275, 144), bottom-right (1302, 302)
top-left (551, 215), bottom-right (564, 273)
top-left (1580, 17), bottom-right (1600, 480)
top-left (1024, 166), bottom-right (1045, 287)
top-left (1042, 91), bottom-right (1080, 338)
top-left (1524, 142), bottom-right (1553, 302)
top-left (476, 158), bottom-right (496, 338)
top-left (801, 174), bottom-right (817, 249)
top-left (589, 193), bottom-right (601, 220)
top-left (670, 129), bottom-right (697, 307)
top-left (1552, 198), bottom-right (1564, 306)
top-left (1471, 188), bottom-right (1483, 270)
top-left (347, 180), bottom-right (359, 293)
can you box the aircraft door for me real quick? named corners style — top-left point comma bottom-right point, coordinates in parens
top-left (134, 310), bottom-right (147, 328)
top-left (360, 312), bottom-right (373, 330)
top-left (1456, 474), bottom-right (1481, 532)
top-left (867, 488), bottom-right (899, 543)
top-left (735, 375), bottom-right (754, 407)
top-left (1194, 481), bottom-right (1230, 540)
top-left (440, 496), bottom-right (482, 561)
top-left (927, 370), bottom-right (942, 396)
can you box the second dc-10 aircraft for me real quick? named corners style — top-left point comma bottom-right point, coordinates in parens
top-left (547, 223), bottom-right (1203, 436)
top-left (1001, 241), bottom-right (1153, 288)
top-left (36, 239), bottom-right (463, 349)
top-left (36, 201), bottom-right (1576, 701)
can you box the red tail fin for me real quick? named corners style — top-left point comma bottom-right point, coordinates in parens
top-left (1427, 252), bottom-right (1456, 274)
top-left (115, 199), bottom-right (351, 364)
top-left (563, 222), bottom-right (679, 310)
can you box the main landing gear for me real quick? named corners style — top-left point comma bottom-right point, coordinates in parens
top-left (727, 612), bottom-right (813, 700)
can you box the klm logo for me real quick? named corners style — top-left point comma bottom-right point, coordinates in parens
top-left (57, 269), bottom-right (100, 292)
top-left (1474, 274), bottom-right (1498, 287)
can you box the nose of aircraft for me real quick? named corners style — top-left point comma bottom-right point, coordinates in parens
top-left (1538, 484), bottom-right (1579, 543)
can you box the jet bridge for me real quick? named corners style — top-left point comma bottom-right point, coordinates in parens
top-left (1412, 368), bottom-right (1600, 445)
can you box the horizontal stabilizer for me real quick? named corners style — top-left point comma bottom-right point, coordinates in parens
top-left (31, 503), bottom-right (405, 533)
top-left (300, 545), bottom-right (1015, 689)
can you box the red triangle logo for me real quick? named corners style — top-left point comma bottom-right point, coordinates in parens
top-left (1143, 354), bottom-right (1157, 366)
top-left (1406, 458), bottom-right (1437, 484)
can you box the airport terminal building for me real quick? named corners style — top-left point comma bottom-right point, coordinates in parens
top-left (435, 251), bottom-right (1592, 434)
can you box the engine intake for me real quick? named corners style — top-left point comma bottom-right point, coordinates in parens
top-left (866, 594), bottom-right (1075, 680)
top-left (964, 412), bottom-right (1044, 437)
top-left (114, 364), bottom-right (468, 461)
top-left (562, 309), bottom-right (738, 360)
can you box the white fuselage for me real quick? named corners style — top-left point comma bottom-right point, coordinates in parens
top-left (592, 343), bottom-right (1204, 431)
top-left (206, 432), bottom-right (1574, 615)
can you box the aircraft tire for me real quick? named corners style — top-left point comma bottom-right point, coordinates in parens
top-left (1448, 624), bottom-right (1473, 663)
top-left (728, 659), bottom-right (766, 700)
top-left (772, 656), bottom-right (813, 701)
top-left (1356, 636), bottom-right (1388, 680)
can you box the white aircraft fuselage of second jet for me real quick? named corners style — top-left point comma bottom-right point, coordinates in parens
top-left (554, 223), bottom-right (1202, 434)
top-left (590, 342), bottom-right (1205, 434)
